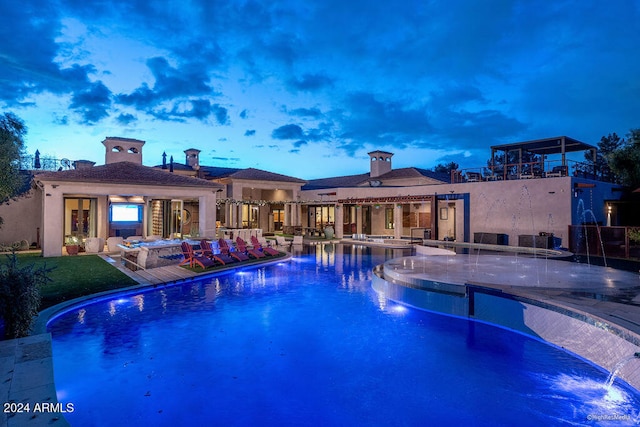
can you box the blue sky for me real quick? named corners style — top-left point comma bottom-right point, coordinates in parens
top-left (2, 0), bottom-right (639, 179)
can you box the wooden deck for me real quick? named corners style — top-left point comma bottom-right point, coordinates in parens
top-left (100, 254), bottom-right (197, 285)
top-left (131, 264), bottom-right (198, 284)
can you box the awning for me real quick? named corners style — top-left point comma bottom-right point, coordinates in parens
top-left (490, 136), bottom-right (596, 156)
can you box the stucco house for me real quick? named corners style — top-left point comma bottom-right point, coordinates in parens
top-left (298, 139), bottom-right (622, 249)
top-left (6, 137), bottom-right (222, 257)
top-left (154, 148), bottom-right (308, 234)
top-left (0, 135), bottom-right (624, 257)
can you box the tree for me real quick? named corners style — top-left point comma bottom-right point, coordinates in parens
top-left (0, 252), bottom-right (52, 339)
top-left (577, 133), bottom-right (624, 182)
top-left (0, 112), bottom-right (28, 228)
top-left (609, 128), bottom-right (640, 189)
top-left (433, 162), bottom-right (459, 174)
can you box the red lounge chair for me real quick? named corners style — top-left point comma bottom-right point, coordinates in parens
top-left (251, 236), bottom-right (280, 256)
top-left (219, 238), bottom-right (249, 261)
top-left (200, 239), bottom-right (235, 265)
top-left (236, 236), bottom-right (265, 258)
top-left (180, 241), bottom-right (217, 269)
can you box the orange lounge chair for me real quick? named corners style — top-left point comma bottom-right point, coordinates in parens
top-left (200, 239), bottom-right (235, 265)
top-left (251, 236), bottom-right (280, 256)
top-left (219, 238), bottom-right (250, 261)
top-left (180, 241), bottom-right (217, 269)
top-left (236, 236), bottom-right (265, 258)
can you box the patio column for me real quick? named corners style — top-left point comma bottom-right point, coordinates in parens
top-left (295, 203), bottom-right (302, 226)
top-left (334, 204), bottom-right (344, 238)
top-left (393, 204), bottom-right (402, 240)
top-left (356, 207), bottom-right (362, 234)
top-left (198, 192), bottom-right (217, 238)
top-left (41, 185), bottom-right (64, 257)
top-left (283, 203), bottom-right (291, 228)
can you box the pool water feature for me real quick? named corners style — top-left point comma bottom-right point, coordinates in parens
top-left (47, 245), bottom-right (640, 426)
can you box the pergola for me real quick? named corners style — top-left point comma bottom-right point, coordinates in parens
top-left (490, 136), bottom-right (597, 176)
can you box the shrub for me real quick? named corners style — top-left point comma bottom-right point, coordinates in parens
top-left (0, 252), bottom-right (52, 339)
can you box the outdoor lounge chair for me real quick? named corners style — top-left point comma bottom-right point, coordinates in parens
top-left (200, 239), bottom-right (236, 265)
top-left (251, 236), bottom-right (280, 256)
top-left (236, 236), bottom-right (265, 258)
top-left (545, 165), bottom-right (568, 178)
top-left (275, 236), bottom-right (290, 248)
top-left (465, 171), bottom-right (482, 182)
top-left (180, 241), bottom-right (217, 269)
top-left (218, 238), bottom-right (250, 261)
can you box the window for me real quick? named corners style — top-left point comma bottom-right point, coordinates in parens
top-left (64, 198), bottom-right (97, 238)
top-left (385, 208), bottom-right (394, 229)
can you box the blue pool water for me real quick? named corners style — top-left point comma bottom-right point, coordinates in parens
top-left (48, 244), bottom-right (640, 426)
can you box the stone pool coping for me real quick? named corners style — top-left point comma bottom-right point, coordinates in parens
top-left (0, 334), bottom-right (70, 427)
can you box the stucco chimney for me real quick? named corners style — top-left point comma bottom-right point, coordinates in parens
top-left (102, 137), bottom-right (145, 165)
top-left (368, 150), bottom-right (393, 178)
top-left (185, 148), bottom-right (201, 169)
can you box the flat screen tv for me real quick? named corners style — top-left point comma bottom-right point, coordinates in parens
top-left (110, 204), bottom-right (143, 222)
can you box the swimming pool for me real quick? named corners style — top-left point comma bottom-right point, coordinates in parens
top-left (48, 244), bottom-right (640, 426)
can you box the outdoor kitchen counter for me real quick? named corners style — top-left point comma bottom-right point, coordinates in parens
top-left (117, 239), bottom-right (190, 270)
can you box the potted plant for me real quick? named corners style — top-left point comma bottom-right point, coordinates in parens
top-left (64, 235), bottom-right (80, 255)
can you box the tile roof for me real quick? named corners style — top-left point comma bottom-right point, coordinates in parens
top-left (302, 173), bottom-right (370, 190)
top-left (377, 167), bottom-right (449, 182)
top-left (36, 162), bottom-right (222, 188)
top-left (302, 168), bottom-right (448, 190)
top-left (225, 168), bottom-right (307, 183)
top-left (153, 163), bottom-right (306, 183)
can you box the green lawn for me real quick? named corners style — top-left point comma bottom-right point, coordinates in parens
top-left (5, 249), bottom-right (288, 311)
top-left (6, 253), bottom-right (138, 310)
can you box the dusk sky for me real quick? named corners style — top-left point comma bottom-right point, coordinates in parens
top-left (2, 0), bottom-right (639, 179)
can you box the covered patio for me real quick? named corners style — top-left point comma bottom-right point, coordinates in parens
top-left (488, 136), bottom-right (597, 180)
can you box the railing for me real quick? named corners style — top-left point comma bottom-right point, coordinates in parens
top-left (451, 159), bottom-right (601, 183)
top-left (568, 225), bottom-right (640, 259)
top-left (19, 154), bottom-right (71, 171)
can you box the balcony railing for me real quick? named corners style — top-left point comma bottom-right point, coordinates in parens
top-left (451, 159), bottom-right (603, 183)
top-left (19, 154), bottom-right (71, 172)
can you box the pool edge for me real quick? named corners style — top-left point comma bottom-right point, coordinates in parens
top-left (372, 262), bottom-right (640, 392)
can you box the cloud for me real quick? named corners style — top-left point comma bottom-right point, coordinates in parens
top-left (271, 123), bottom-right (331, 146)
top-left (116, 56), bottom-right (224, 123)
top-left (287, 73), bottom-right (334, 92)
top-left (69, 81), bottom-right (112, 123)
top-left (289, 107), bottom-right (324, 119)
top-left (331, 92), bottom-right (433, 154)
top-left (292, 140), bottom-right (307, 148)
top-left (116, 113), bottom-right (136, 126)
top-left (244, 129), bottom-right (256, 136)
top-left (272, 124), bottom-right (304, 140)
